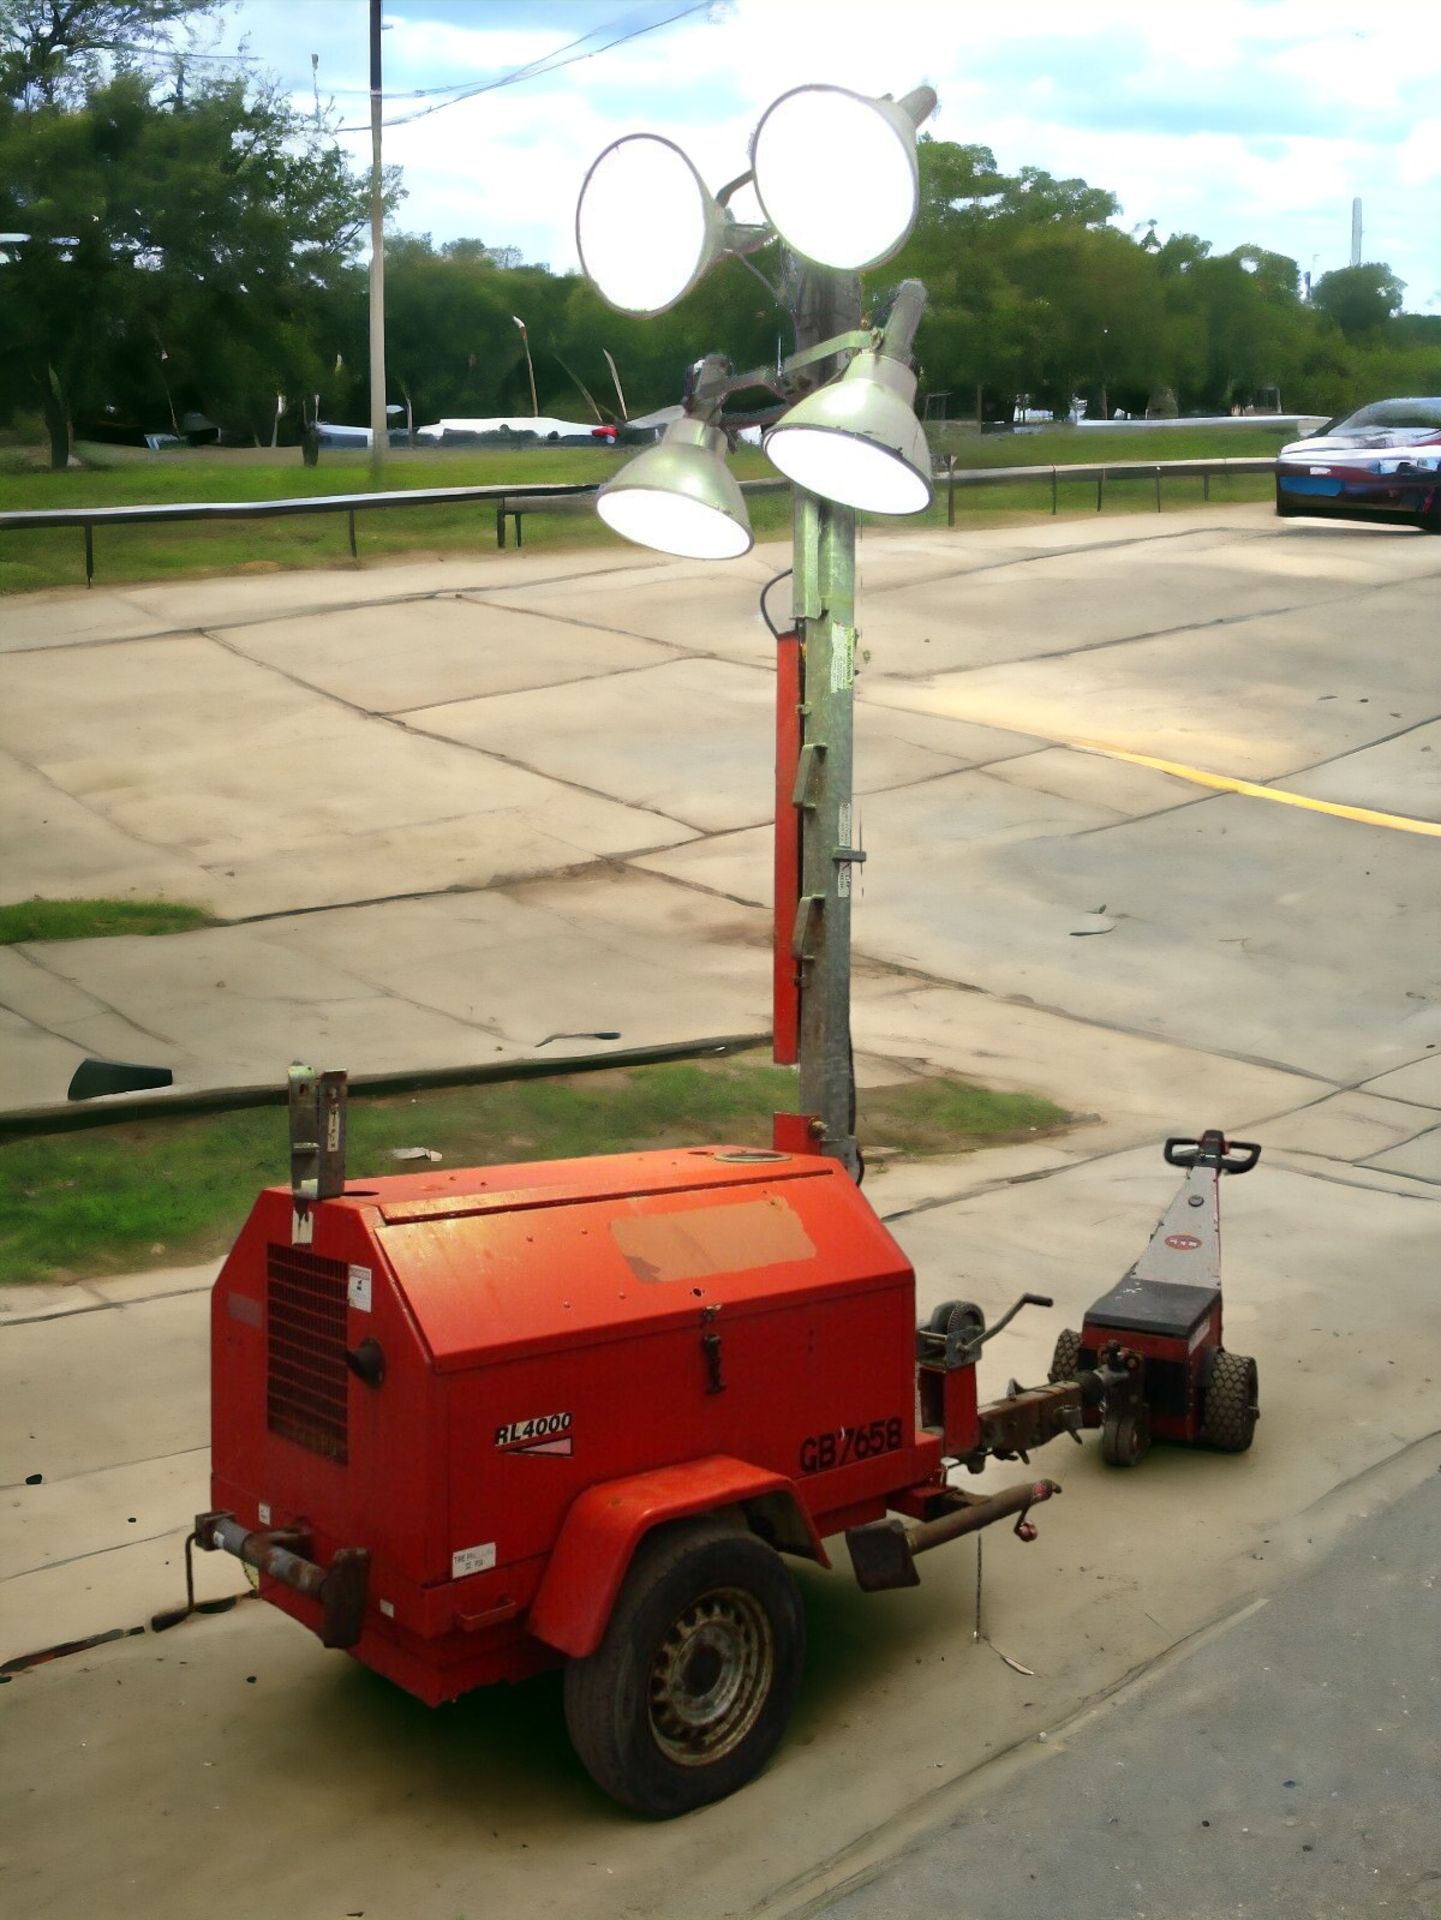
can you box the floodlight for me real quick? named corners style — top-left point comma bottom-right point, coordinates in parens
top-left (765, 353), bottom-right (932, 515)
top-left (750, 84), bottom-right (935, 271)
top-left (596, 415), bottom-right (753, 559)
top-left (577, 134), bottom-right (728, 316)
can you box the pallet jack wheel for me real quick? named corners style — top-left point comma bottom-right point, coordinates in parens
top-left (1100, 1403), bottom-right (1151, 1468)
top-left (1201, 1349), bottom-right (1259, 1452)
top-left (563, 1516), bottom-right (805, 1818)
top-left (1048, 1328), bottom-right (1081, 1383)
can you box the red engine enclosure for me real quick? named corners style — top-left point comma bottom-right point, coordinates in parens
top-left (210, 1144), bottom-right (944, 1705)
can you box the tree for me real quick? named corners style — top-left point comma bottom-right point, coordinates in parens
top-left (1311, 264), bottom-right (1406, 337)
top-left (0, 0), bottom-right (217, 107)
top-left (0, 73), bottom-right (372, 462)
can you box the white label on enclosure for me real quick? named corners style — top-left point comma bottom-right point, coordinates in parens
top-left (830, 628), bottom-right (855, 691)
top-left (258, 1502), bottom-right (272, 1526)
top-left (452, 1542), bottom-right (497, 1579)
top-left (347, 1265), bottom-right (373, 1312)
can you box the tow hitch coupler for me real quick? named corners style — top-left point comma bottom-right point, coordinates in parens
top-left (196, 1511), bottom-right (370, 1648)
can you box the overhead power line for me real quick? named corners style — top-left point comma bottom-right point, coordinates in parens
top-left (319, 5), bottom-right (658, 100)
top-left (98, 40), bottom-right (263, 64)
top-left (331, 0), bottom-right (713, 133)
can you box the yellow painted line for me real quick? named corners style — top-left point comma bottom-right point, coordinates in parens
top-left (1067, 739), bottom-right (1441, 838)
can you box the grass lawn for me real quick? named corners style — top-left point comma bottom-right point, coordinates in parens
top-left (0, 1053), bottom-right (1067, 1285)
top-left (0, 898), bottom-right (216, 943)
top-left (0, 425), bottom-right (1285, 595)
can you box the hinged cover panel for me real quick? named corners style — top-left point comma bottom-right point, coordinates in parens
top-left (358, 1146), bottom-right (907, 1370)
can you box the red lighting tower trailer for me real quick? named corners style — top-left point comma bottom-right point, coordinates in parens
top-left (196, 1080), bottom-right (1260, 1815)
top-left (192, 91), bottom-right (1261, 1815)
top-left (200, 1075), bottom-right (1074, 1817)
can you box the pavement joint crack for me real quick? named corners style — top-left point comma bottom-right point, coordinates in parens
top-left (391, 713), bottom-right (711, 835)
top-left (3, 1522), bottom-right (190, 1584)
top-left (8, 947), bottom-right (177, 1051)
top-left (862, 520), bottom-right (1266, 599)
top-left (0, 1441), bottom-right (208, 1492)
top-left (0, 741), bottom-right (202, 871)
top-left (0, 1279), bottom-right (216, 1329)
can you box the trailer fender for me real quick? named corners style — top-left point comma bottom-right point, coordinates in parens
top-left (527, 1455), bottom-right (828, 1658)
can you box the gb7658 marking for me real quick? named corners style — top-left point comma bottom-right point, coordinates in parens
top-left (799, 1417), bottom-right (903, 1475)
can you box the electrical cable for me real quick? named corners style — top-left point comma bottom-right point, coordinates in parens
top-left (319, 10), bottom-right (643, 99)
top-left (99, 41), bottom-right (262, 63)
top-left (331, 0), bottom-right (712, 132)
top-left (758, 567), bottom-right (792, 639)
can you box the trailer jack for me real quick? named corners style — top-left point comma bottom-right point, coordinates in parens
top-left (846, 1478), bottom-right (1061, 1593)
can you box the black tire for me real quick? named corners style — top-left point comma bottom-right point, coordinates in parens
top-left (1100, 1404), bottom-right (1151, 1468)
top-left (563, 1517), bottom-right (805, 1818)
top-left (1048, 1327), bottom-right (1081, 1384)
top-left (1202, 1349), bottom-right (1259, 1452)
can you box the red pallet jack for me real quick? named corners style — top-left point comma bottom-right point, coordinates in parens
top-left (1046, 1130), bottom-right (1262, 1467)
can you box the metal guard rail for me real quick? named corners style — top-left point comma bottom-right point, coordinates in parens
top-left (0, 457), bottom-right (1277, 586)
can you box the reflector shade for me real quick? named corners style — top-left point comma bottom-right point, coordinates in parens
top-left (576, 135), bottom-right (724, 315)
top-left (750, 86), bottom-right (921, 271)
top-left (597, 416), bottom-right (753, 559)
top-left (764, 353), bottom-right (932, 515)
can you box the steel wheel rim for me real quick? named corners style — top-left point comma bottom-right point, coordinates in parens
top-left (648, 1585), bottom-right (774, 1766)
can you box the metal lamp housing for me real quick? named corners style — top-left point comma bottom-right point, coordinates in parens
top-left (597, 416), bottom-right (754, 559)
top-left (764, 353), bottom-right (933, 515)
top-left (750, 85), bottom-right (925, 272)
top-left (576, 133), bottom-right (730, 316)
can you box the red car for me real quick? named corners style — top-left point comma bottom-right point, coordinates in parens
top-left (1276, 397), bottom-right (1441, 531)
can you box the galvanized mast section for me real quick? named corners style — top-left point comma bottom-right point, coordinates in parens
top-left (788, 263), bottom-right (865, 1176)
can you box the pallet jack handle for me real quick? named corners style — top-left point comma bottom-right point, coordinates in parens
top-left (1164, 1131), bottom-right (1261, 1175)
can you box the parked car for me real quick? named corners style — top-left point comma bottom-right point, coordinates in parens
top-left (1276, 398), bottom-right (1441, 530)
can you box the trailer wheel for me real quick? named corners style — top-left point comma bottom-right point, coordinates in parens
top-left (1201, 1349), bottom-right (1259, 1452)
top-left (563, 1517), bottom-right (805, 1818)
top-left (1100, 1404), bottom-right (1150, 1468)
top-left (1048, 1328), bottom-right (1081, 1383)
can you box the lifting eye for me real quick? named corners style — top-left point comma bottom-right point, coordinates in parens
top-left (345, 1337), bottom-right (386, 1388)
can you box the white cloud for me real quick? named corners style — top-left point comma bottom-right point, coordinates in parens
top-left (232, 0), bottom-right (1441, 309)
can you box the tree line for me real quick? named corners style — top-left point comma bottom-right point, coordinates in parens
top-left (3, 0), bottom-right (1438, 469)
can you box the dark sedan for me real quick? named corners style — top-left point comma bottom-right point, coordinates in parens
top-left (1276, 398), bottom-right (1441, 531)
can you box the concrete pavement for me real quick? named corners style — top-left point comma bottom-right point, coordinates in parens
top-left (4, 506), bottom-right (1441, 1113)
top-left (5, 504), bottom-right (1441, 1916)
top-left (807, 1471), bottom-right (1441, 1920)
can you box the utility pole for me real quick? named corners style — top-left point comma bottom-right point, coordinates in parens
top-left (368, 0), bottom-right (387, 482)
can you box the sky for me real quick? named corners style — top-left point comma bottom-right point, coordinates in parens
top-left (211, 0), bottom-right (1441, 309)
